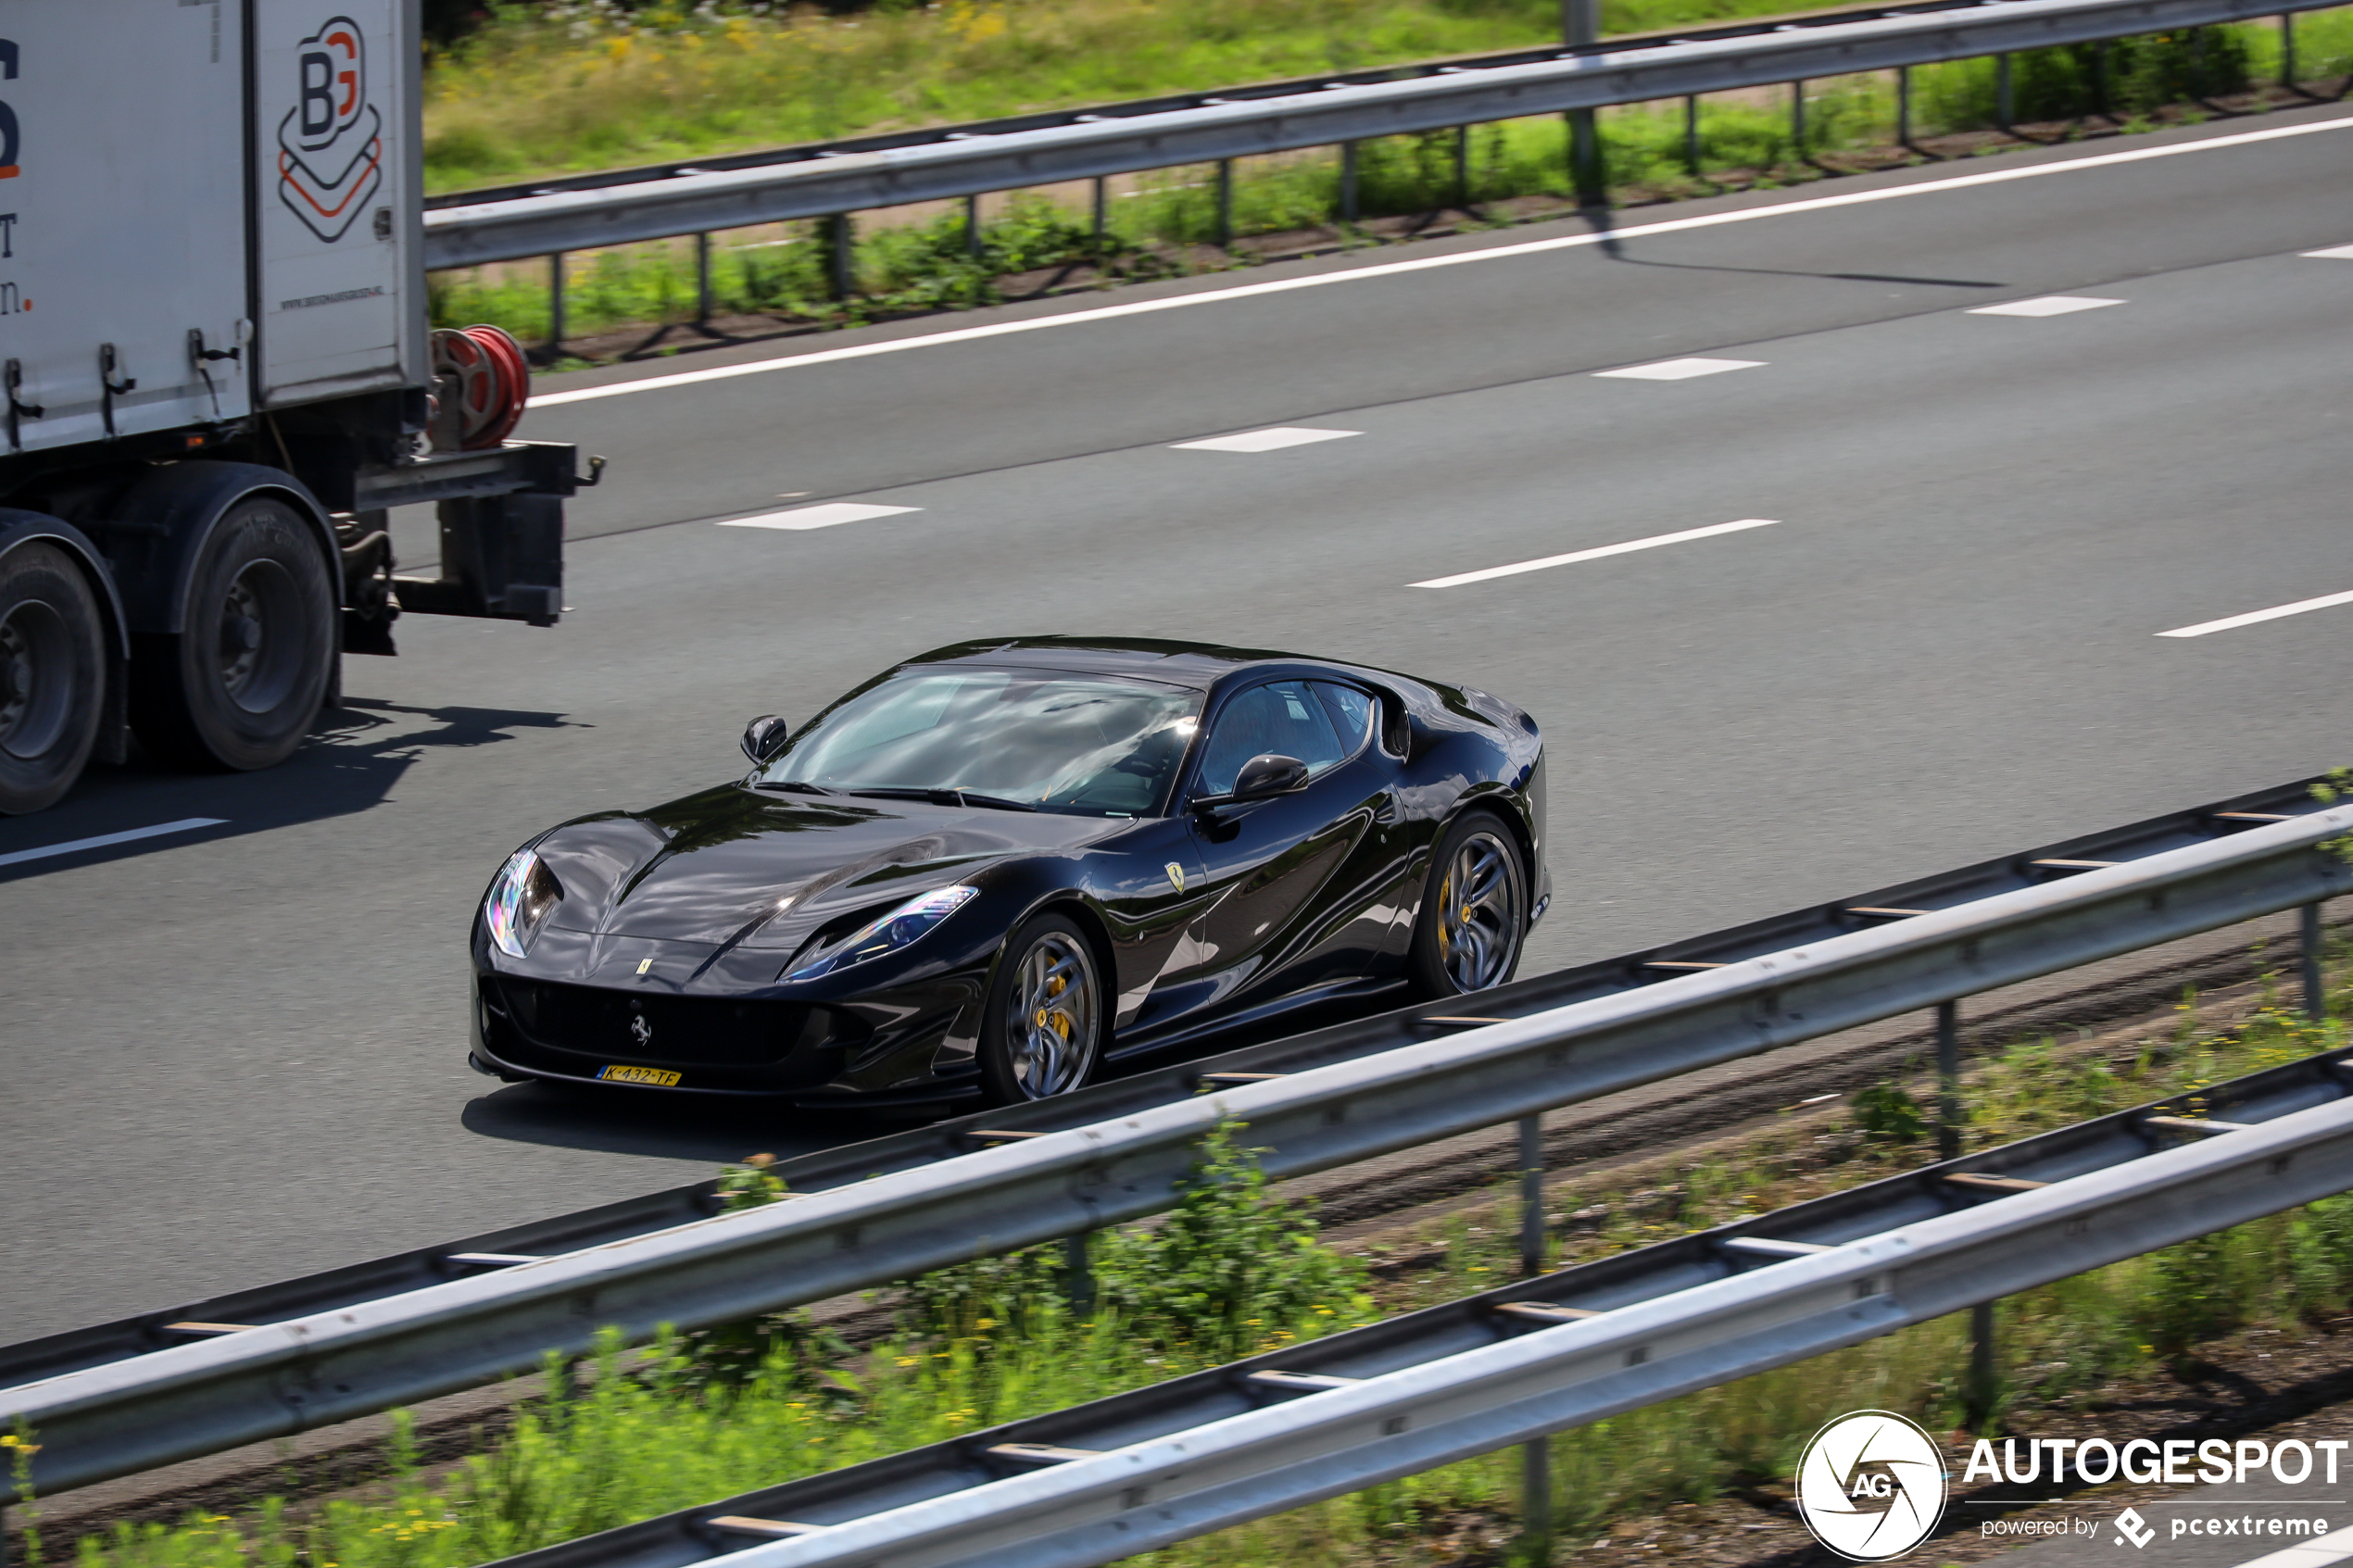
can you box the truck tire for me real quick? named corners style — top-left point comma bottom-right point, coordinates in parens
top-left (0, 541), bottom-right (106, 814)
top-left (131, 493), bottom-right (335, 771)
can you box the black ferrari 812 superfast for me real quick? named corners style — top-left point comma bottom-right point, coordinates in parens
top-left (469, 638), bottom-right (1547, 1106)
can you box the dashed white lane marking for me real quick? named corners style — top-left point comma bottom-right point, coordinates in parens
top-left (2223, 1522), bottom-right (2353, 1568)
top-left (1411, 519), bottom-right (1779, 588)
top-left (718, 502), bottom-right (922, 531)
top-left (527, 115), bottom-right (2353, 409)
top-left (1592, 357), bottom-right (1765, 381)
top-left (2157, 588), bottom-right (2353, 637)
top-left (0, 818), bottom-right (227, 870)
top-left (1967, 295), bottom-right (2126, 317)
top-left (2302, 244), bottom-right (2353, 258)
top-left (1171, 426), bottom-right (1361, 452)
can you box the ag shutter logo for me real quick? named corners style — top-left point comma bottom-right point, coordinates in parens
top-left (276, 17), bottom-right (381, 242)
top-left (1795, 1411), bottom-right (1948, 1562)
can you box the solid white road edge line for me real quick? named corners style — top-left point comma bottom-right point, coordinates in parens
top-left (2301, 244), bottom-right (2353, 258)
top-left (0, 818), bottom-right (229, 870)
top-left (717, 503), bottom-right (922, 530)
top-left (1411, 518), bottom-right (1779, 588)
top-left (529, 114), bottom-right (2353, 409)
top-left (2157, 588), bottom-right (2353, 638)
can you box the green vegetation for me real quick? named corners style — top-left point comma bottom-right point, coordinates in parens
top-left (22, 945), bottom-right (2353, 1568)
top-left (424, 7), bottom-right (2353, 345)
top-left (423, 0), bottom-right (1756, 192)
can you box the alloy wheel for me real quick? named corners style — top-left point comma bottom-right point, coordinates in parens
top-left (1437, 829), bottom-right (1524, 993)
top-left (1006, 931), bottom-right (1099, 1098)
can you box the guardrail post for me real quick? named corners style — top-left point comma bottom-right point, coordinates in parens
top-left (824, 215), bottom-right (855, 301)
top-left (694, 232), bottom-right (712, 328)
top-left (547, 252), bottom-right (566, 359)
top-left (1517, 1434), bottom-right (1553, 1562)
top-left (1683, 94), bottom-right (1702, 176)
top-left (2303, 903), bottom-right (2327, 1021)
top-left (1091, 176), bottom-right (1108, 247)
top-left (1790, 79), bottom-right (1807, 164)
top-left (1215, 159), bottom-right (1235, 249)
top-left (1968, 1299), bottom-right (1997, 1427)
top-left (1062, 1232), bottom-right (1096, 1315)
top-left (2281, 12), bottom-right (2296, 86)
top-left (1996, 53), bottom-right (2014, 132)
top-left (1565, 0), bottom-right (1603, 206)
top-left (1896, 65), bottom-right (1917, 156)
top-left (964, 194), bottom-right (984, 259)
top-left (1518, 1113), bottom-right (1545, 1276)
top-left (1937, 999), bottom-right (1962, 1162)
top-left (1454, 123), bottom-right (1472, 211)
top-left (1568, 112), bottom-right (1604, 205)
top-left (1340, 142), bottom-right (1360, 226)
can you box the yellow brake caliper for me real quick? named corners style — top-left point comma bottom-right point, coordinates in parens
top-left (1038, 972), bottom-right (1072, 1037)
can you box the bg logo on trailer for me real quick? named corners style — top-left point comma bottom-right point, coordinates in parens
top-left (1795, 1411), bottom-right (1947, 1561)
top-left (276, 16), bottom-right (380, 242)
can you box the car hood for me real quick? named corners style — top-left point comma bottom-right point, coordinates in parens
top-left (527, 784), bottom-right (1123, 948)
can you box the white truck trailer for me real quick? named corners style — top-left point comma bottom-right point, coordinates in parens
top-left (0, 0), bottom-right (585, 813)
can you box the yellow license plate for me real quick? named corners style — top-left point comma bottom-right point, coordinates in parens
top-left (598, 1064), bottom-right (682, 1087)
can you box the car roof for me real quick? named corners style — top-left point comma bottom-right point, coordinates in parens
top-left (901, 636), bottom-right (1330, 692)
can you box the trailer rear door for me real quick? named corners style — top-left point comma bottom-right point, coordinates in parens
top-left (253, 0), bottom-right (422, 408)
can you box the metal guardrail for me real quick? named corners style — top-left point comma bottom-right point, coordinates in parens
top-left (484, 1040), bottom-right (2353, 1568)
top-left (422, 0), bottom-right (2347, 271)
top-left (2, 780), bottom-right (2347, 1499)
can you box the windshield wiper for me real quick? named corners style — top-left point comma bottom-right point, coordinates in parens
top-left (846, 787), bottom-right (1038, 812)
top-left (752, 779), bottom-right (836, 796)
top-left (951, 791), bottom-right (1038, 813)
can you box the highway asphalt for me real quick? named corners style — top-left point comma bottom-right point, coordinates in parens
top-left (4, 105), bottom-right (2351, 1345)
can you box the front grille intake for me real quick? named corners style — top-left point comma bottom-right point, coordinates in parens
top-left (493, 979), bottom-right (848, 1068)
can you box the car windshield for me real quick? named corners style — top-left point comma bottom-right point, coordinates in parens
top-left (757, 669), bottom-right (1203, 817)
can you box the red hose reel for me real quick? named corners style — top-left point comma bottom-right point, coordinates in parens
top-left (429, 323), bottom-right (531, 450)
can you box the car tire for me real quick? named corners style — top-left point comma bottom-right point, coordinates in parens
top-left (131, 494), bottom-right (335, 771)
top-left (0, 541), bottom-right (107, 815)
top-left (1405, 808), bottom-right (1529, 999)
top-left (977, 912), bottom-right (1106, 1105)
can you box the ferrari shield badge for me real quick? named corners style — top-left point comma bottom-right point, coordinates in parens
top-left (1165, 861), bottom-right (1186, 893)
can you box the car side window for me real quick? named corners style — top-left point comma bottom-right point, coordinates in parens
top-left (1311, 682), bottom-right (1376, 757)
top-left (1196, 680), bottom-right (1347, 796)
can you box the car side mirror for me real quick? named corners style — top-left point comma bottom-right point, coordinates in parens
top-left (741, 714), bottom-right (790, 764)
top-left (1229, 753), bottom-right (1309, 801)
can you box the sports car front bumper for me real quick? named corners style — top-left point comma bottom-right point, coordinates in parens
top-left (469, 958), bottom-right (989, 1103)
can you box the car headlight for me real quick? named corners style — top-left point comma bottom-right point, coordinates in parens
top-left (485, 847), bottom-right (564, 959)
top-left (786, 885), bottom-right (978, 982)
